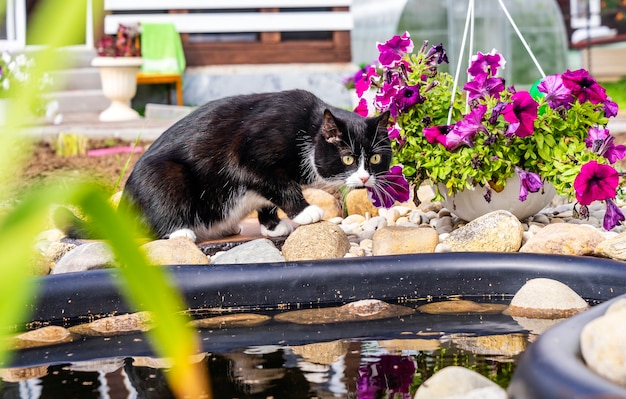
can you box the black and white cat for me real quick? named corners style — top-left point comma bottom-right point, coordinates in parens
top-left (120, 89), bottom-right (392, 242)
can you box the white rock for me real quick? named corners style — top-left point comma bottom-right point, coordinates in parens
top-left (507, 278), bottom-right (588, 318)
top-left (414, 366), bottom-right (507, 399)
top-left (581, 298), bottom-right (626, 386)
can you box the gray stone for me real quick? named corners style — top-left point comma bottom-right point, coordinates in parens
top-left (212, 238), bottom-right (285, 264)
top-left (443, 210), bottom-right (523, 252)
top-left (520, 223), bottom-right (605, 255)
top-left (506, 278), bottom-right (588, 318)
top-left (282, 221), bottom-right (350, 261)
top-left (52, 242), bottom-right (116, 274)
top-left (372, 226), bottom-right (438, 255)
top-left (414, 366), bottom-right (507, 399)
top-left (581, 298), bottom-right (626, 387)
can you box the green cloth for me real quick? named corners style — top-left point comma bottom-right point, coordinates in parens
top-left (140, 22), bottom-right (186, 73)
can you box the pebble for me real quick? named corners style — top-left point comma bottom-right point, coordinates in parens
top-left (48, 192), bottom-right (626, 270)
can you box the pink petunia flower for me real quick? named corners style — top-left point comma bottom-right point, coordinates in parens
top-left (503, 91), bottom-right (538, 138)
top-left (574, 160), bottom-right (619, 205)
top-left (354, 97), bottom-right (369, 117)
top-left (377, 32), bottom-right (414, 68)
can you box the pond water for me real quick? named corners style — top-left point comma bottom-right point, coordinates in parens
top-left (0, 296), bottom-right (544, 398)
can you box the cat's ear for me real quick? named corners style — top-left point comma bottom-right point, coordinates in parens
top-left (322, 110), bottom-right (343, 144)
top-left (375, 111), bottom-right (391, 132)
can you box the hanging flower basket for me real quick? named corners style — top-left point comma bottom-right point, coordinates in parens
top-left (352, 30), bottom-right (625, 230)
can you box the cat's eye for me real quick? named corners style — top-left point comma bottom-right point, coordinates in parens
top-left (342, 155), bottom-right (355, 165)
top-left (370, 154), bottom-right (382, 164)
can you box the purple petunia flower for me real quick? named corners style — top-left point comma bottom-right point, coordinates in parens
top-left (425, 42), bottom-right (449, 65)
top-left (367, 165), bottom-right (410, 208)
top-left (377, 32), bottom-right (414, 68)
top-left (604, 97), bottom-right (619, 118)
top-left (467, 50), bottom-right (506, 78)
top-left (503, 91), bottom-right (539, 138)
top-left (561, 69), bottom-right (607, 104)
top-left (515, 167), bottom-right (543, 201)
top-left (603, 199), bottom-right (626, 230)
top-left (537, 74), bottom-right (573, 109)
top-left (443, 105), bottom-right (487, 150)
top-left (489, 101), bottom-right (508, 125)
top-left (463, 74), bottom-right (505, 101)
top-left (585, 126), bottom-right (626, 164)
top-left (574, 160), bottom-right (619, 206)
top-left (389, 84), bottom-right (425, 117)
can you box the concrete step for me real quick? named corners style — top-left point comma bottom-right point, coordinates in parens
top-left (50, 89), bottom-right (109, 114)
top-left (51, 68), bottom-right (102, 92)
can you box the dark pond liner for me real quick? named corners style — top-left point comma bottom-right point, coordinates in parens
top-left (10, 253), bottom-right (626, 380)
top-left (509, 293), bottom-right (626, 399)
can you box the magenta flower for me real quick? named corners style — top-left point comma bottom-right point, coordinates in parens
top-left (603, 199), bottom-right (625, 230)
top-left (463, 74), bottom-right (505, 101)
top-left (585, 126), bottom-right (626, 164)
top-left (467, 50), bottom-right (506, 78)
top-left (354, 65), bottom-right (377, 97)
top-left (503, 91), bottom-right (538, 137)
top-left (354, 97), bottom-right (369, 117)
top-left (357, 356), bottom-right (416, 399)
top-left (515, 167), bottom-right (543, 201)
top-left (561, 69), bottom-right (607, 104)
top-left (377, 32), bottom-right (413, 67)
top-left (537, 74), bottom-right (573, 109)
top-left (423, 125), bottom-right (451, 146)
top-left (574, 160), bottom-right (619, 205)
top-left (374, 81), bottom-right (398, 113)
top-left (388, 123), bottom-right (401, 141)
top-left (367, 165), bottom-right (410, 208)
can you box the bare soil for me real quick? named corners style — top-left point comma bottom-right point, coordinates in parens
top-left (16, 138), bottom-right (150, 199)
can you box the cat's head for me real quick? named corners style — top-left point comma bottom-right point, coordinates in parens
top-left (312, 109), bottom-right (392, 189)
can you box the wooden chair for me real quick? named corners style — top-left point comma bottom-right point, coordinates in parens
top-left (136, 72), bottom-right (183, 106)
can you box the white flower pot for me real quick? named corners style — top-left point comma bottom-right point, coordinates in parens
top-left (438, 174), bottom-right (556, 221)
top-left (91, 57), bottom-right (143, 122)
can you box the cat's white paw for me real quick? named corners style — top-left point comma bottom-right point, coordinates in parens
top-left (260, 220), bottom-right (293, 237)
top-left (292, 205), bottom-right (324, 225)
top-left (169, 228), bottom-right (197, 242)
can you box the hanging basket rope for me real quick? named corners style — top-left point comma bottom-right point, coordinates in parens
top-left (448, 0), bottom-right (547, 124)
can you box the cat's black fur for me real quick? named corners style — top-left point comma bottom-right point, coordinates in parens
top-left (120, 89), bottom-right (391, 242)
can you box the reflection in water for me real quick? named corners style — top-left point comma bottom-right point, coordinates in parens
top-left (0, 337), bottom-right (520, 398)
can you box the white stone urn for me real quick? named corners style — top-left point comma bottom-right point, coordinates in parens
top-left (438, 174), bottom-right (556, 221)
top-left (91, 56), bottom-right (143, 122)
